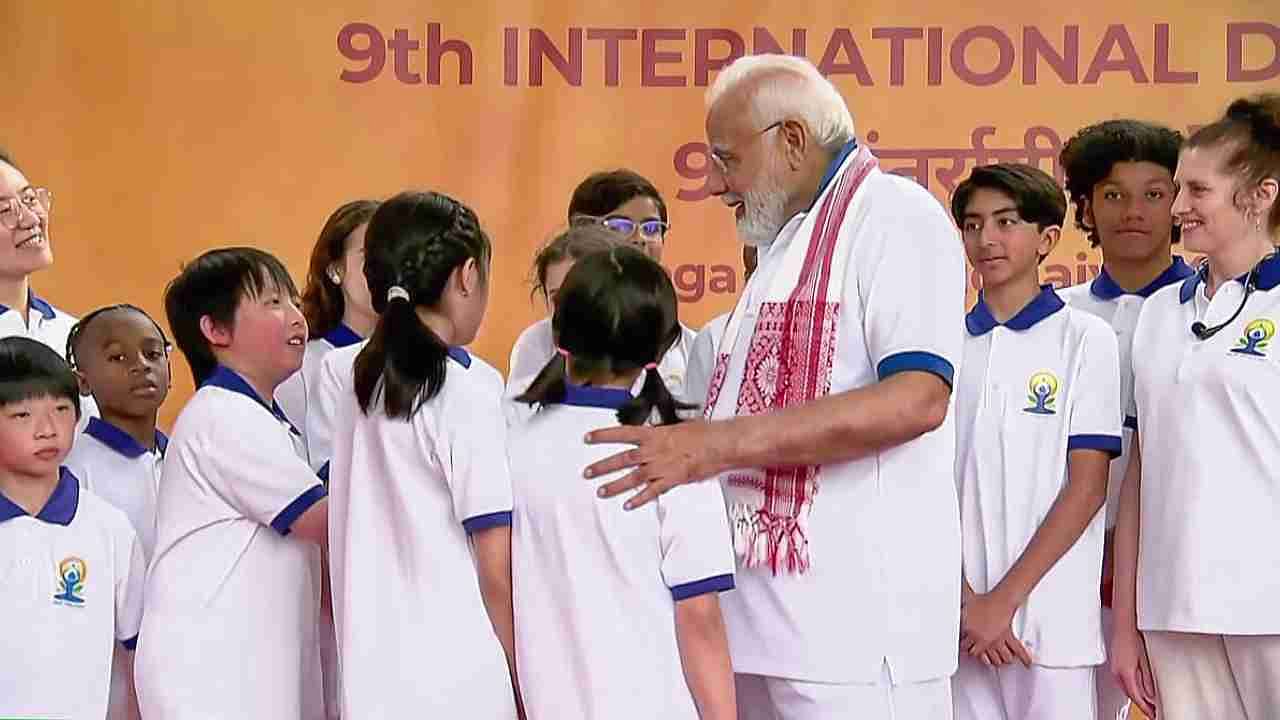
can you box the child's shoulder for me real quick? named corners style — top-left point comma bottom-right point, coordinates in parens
top-left (65, 475), bottom-right (137, 541)
top-left (445, 350), bottom-right (503, 396)
top-left (1062, 304), bottom-right (1116, 339)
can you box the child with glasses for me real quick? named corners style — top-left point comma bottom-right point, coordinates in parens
top-left (0, 149), bottom-right (98, 427)
top-left (508, 170), bottom-right (697, 402)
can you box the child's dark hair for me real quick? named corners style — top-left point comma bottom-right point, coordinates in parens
top-left (1060, 120), bottom-right (1183, 246)
top-left (529, 225), bottom-right (618, 302)
top-left (353, 191), bottom-right (491, 420)
top-left (300, 199), bottom-right (380, 338)
top-left (568, 169), bottom-right (668, 225)
top-left (952, 163), bottom-right (1067, 232)
top-left (1186, 93), bottom-right (1280, 233)
top-left (163, 247), bottom-right (298, 387)
top-left (0, 337), bottom-right (80, 417)
top-left (66, 304), bottom-right (171, 370)
top-left (516, 246), bottom-right (692, 426)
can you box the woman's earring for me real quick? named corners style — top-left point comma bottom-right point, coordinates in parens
top-left (329, 269), bottom-right (342, 284)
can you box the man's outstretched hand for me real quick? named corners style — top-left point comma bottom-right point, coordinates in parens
top-left (584, 419), bottom-right (729, 509)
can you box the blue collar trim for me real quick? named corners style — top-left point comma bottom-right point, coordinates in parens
top-left (0, 290), bottom-right (57, 321)
top-left (0, 467), bottom-right (79, 526)
top-left (322, 323), bottom-right (362, 348)
top-left (1091, 256), bottom-right (1194, 300)
top-left (1179, 253), bottom-right (1280, 304)
top-left (966, 285), bottom-right (1066, 336)
top-left (202, 365), bottom-right (298, 432)
top-left (560, 383), bottom-right (632, 410)
top-left (84, 417), bottom-right (167, 459)
top-left (810, 140), bottom-right (859, 211)
top-left (447, 346), bottom-right (472, 369)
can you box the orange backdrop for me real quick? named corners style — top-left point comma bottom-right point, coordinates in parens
top-left (3, 2), bottom-right (1278, 431)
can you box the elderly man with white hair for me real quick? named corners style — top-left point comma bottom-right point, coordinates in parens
top-left (584, 54), bottom-right (966, 719)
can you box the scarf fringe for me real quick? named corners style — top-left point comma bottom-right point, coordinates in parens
top-left (730, 503), bottom-right (811, 575)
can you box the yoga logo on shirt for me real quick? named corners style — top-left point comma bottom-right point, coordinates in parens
top-left (1024, 371), bottom-right (1060, 415)
top-left (53, 557), bottom-right (87, 606)
top-left (1231, 318), bottom-right (1275, 357)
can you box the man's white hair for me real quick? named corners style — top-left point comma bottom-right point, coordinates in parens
top-left (706, 54), bottom-right (856, 152)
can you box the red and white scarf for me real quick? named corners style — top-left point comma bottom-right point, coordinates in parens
top-left (704, 144), bottom-right (878, 574)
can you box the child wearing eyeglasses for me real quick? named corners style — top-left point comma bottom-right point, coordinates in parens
top-left (508, 170), bottom-right (697, 404)
top-left (0, 149), bottom-right (98, 426)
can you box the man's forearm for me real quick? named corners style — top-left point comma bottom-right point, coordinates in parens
top-left (711, 371), bottom-right (951, 473)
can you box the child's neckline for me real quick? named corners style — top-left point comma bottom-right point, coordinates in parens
top-left (560, 383), bottom-right (632, 410)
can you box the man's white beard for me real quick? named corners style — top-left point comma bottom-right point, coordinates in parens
top-left (737, 159), bottom-right (788, 248)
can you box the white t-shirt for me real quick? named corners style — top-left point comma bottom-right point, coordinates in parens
top-left (329, 347), bottom-right (517, 718)
top-left (505, 317), bottom-right (698, 412)
top-left (713, 145), bottom-right (966, 684)
top-left (1131, 257), bottom-right (1280, 634)
top-left (64, 417), bottom-right (168, 558)
top-left (955, 286), bottom-right (1122, 667)
top-left (276, 324), bottom-right (363, 465)
top-left (0, 468), bottom-right (145, 720)
top-left (307, 341), bottom-right (365, 476)
top-left (1059, 257), bottom-right (1194, 527)
top-left (137, 365), bottom-right (327, 719)
top-left (684, 312), bottom-right (730, 408)
top-left (510, 384), bottom-right (735, 720)
top-left (0, 291), bottom-right (98, 425)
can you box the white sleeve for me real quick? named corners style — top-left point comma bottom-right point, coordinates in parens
top-left (440, 369), bottom-right (515, 533)
top-left (115, 524), bottom-right (145, 649)
top-left (855, 179), bottom-right (966, 387)
top-left (657, 479), bottom-right (735, 601)
top-left (1068, 321), bottom-right (1124, 457)
top-left (307, 350), bottom-right (353, 474)
top-left (507, 321), bottom-right (555, 398)
top-left (202, 404), bottom-right (327, 535)
top-left (683, 322), bottom-right (720, 408)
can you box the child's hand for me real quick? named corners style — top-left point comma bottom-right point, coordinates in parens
top-left (960, 590), bottom-right (1024, 661)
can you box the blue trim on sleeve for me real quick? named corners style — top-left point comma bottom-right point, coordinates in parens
top-left (462, 511), bottom-right (513, 534)
top-left (121, 635), bottom-right (138, 651)
top-left (876, 351), bottom-right (955, 387)
top-left (1123, 415), bottom-right (1138, 431)
top-left (670, 573), bottom-right (735, 601)
top-left (316, 461), bottom-right (330, 483)
top-left (1068, 434), bottom-right (1123, 458)
top-left (270, 483), bottom-right (328, 536)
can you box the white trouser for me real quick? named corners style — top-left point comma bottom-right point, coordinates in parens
top-left (735, 663), bottom-right (953, 720)
top-left (1144, 631), bottom-right (1280, 720)
top-left (952, 652), bottom-right (1096, 720)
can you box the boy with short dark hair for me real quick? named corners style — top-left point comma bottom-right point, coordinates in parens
top-left (0, 336), bottom-right (144, 719)
top-left (949, 164), bottom-right (1122, 720)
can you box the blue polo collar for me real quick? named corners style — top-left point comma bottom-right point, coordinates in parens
top-left (560, 383), bottom-right (632, 410)
top-left (321, 323), bottom-right (362, 348)
top-left (202, 365), bottom-right (299, 432)
top-left (1179, 253), bottom-right (1280, 304)
top-left (447, 346), bottom-right (472, 369)
top-left (809, 140), bottom-right (859, 212)
top-left (1091, 256), bottom-right (1194, 300)
top-left (0, 467), bottom-right (79, 526)
top-left (966, 285), bottom-right (1066, 336)
top-left (84, 417), bottom-right (168, 459)
top-left (0, 290), bottom-right (57, 321)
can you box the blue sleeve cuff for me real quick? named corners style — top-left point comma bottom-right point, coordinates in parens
top-left (1123, 415), bottom-right (1138, 431)
top-left (316, 461), bottom-right (330, 483)
top-left (670, 573), bottom-right (735, 601)
top-left (121, 635), bottom-right (138, 651)
top-left (462, 511), bottom-right (512, 534)
top-left (1068, 433), bottom-right (1123, 458)
top-left (270, 484), bottom-right (329, 536)
top-left (876, 351), bottom-right (955, 388)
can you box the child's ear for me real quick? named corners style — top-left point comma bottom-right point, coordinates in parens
top-left (455, 258), bottom-right (480, 297)
top-left (198, 315), bottom-right (232, 348)
top-left (1038, 225), bottom-right (1062, 261)
top-left (74, 370), bottom-right (92, 398)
